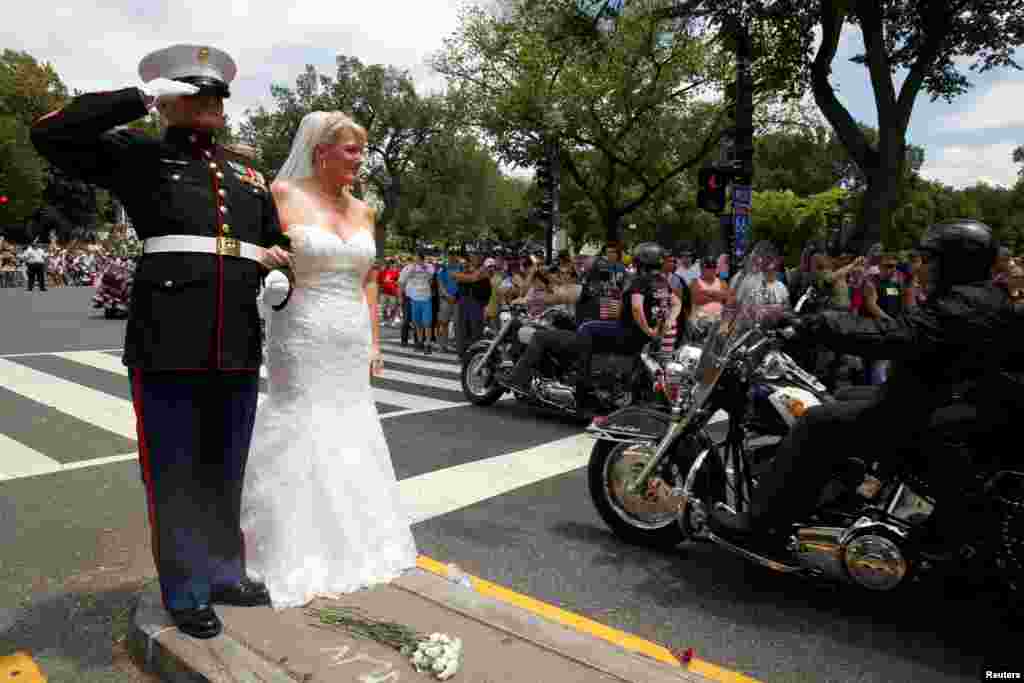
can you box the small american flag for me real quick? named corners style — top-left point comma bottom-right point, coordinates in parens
top-left (599, 287), bottom-right (622, 320)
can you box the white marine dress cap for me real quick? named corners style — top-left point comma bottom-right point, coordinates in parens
top-left (138, 44), bottom-right (237, 98)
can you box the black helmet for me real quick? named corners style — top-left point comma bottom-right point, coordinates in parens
top-left (918, 219), bottom-right (997, 293)
top-left (632, 242), bottom-right (665, 272)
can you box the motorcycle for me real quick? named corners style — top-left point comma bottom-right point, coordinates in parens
top-left (92, 258), bottom-right (135, 319)
top-left (586, 242), bottom-right (1024, 599)
top-left (460, 302), bottom-right (672, 417)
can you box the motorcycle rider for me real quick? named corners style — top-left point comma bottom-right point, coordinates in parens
top-left (502, 244), bottom-right (682, 414)
top-left (577, 242), bottom-right (678, 384)
top-left (500, 257), bottom-right (609, 413)
top-left (713, 220), bottom-right (1023, 558)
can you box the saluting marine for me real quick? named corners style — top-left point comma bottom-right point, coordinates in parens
top-left (31, 44), bottom-right (292, 639)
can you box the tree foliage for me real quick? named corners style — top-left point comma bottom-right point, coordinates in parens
top-left (0, 50), bottom-right (70, 238)
top-left (433, 0), bottom-right (748, 240)
top-left (693, 0), bottom-right (1024, 252)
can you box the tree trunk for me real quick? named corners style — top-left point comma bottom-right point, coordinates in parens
top-left (375, 175), bottom-right (401, 258)
top-left (604, 212), bottom-right (621, 245)
top-left (852, 131), bottom-right (906, 253)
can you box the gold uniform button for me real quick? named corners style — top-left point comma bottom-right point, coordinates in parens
top-left (216, 172), bottom-right (224, 179)
top-left (209, 162), bottom-right (218, 169)
top-left (218, 189), bottom-right (226, 197)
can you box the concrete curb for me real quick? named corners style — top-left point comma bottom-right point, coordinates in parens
top-left (129, 568), bottom-right (728, 683)
top-left (129, 589), bottom-right (294, 683)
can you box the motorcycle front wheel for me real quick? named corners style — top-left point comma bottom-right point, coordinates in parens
top-left (460, 348), bottom-right (506, 406)
top-left (588, 439), bottom-right (688, 548)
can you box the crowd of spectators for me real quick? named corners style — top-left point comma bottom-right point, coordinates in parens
top-left (0, 235), bottom-right (140, 289)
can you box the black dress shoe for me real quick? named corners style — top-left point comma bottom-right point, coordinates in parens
top-left (211, 578), bottom-right (271, 606)
top-left (168, 605), bottom-right (222, 639)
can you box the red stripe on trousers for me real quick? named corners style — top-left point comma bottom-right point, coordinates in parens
top-left (131, 369), bottom-right (163, 602)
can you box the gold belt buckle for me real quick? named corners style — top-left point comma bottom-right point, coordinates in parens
top-left (216, 236), bottom-right (240, 257)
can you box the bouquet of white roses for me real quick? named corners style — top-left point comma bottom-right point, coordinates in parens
top-left (312, 606), bottom-right (462, 680)
top-left (407, 633), bottom-right (462, 680)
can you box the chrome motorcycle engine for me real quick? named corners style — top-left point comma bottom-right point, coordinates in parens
top-left (536, 380), bottom-right (575, 407)
top-left (793, 518), bottom-right (910, 591)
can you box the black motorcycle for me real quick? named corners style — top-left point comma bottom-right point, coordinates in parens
top-left (460, 302), bottom-right (669, 417)
top-left (586, 244), bottom-right (1024, 600)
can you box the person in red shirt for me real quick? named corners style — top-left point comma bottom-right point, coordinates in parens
top-left (378, 259), bottom-right (401, 326)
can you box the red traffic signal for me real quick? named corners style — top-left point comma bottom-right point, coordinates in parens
top-left (697, 168), bottom-right (727, 214)
top-left (0, 196), bottom-right (8, 205)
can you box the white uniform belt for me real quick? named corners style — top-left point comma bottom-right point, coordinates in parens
top-left (143, 235), bottom-right (264, 263)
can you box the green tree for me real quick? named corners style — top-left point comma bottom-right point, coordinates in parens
top-left (433, 0), bottom-right (743, 242)
top-left (750, 186), bottom-right (848, 263)
top-left (0, 50), bottom-right (68, 127)
top-left (697, 0), bottom-right (1024, 252)
top-left (0, 115), bottom-right (46, 233)
top-left (0, 50), bottom-right (69, 238)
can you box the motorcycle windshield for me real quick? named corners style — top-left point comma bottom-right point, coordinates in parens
top-left (685, 242), bottom-right (786, 419)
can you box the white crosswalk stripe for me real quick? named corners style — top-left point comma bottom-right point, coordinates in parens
top-left (0, 343), bottom-right (482, 482)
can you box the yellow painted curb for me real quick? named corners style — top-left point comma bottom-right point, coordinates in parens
top-left (415, 555), bottom-right (761, 683)
top-left (0, 652), bottom-right (47, 682)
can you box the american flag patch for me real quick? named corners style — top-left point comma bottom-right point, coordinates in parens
top-left (599, 291), bottom-right (621, 320)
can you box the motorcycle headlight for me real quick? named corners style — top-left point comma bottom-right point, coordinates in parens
top-left (674, 344), bottom-right (702, 373)
top-left (663, 361), bottom-right (687, 403)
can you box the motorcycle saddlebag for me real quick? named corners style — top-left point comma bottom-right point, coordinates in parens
top-left (587, 405), bottom-right (671, 442)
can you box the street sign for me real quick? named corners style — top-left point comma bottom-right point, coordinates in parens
top-left (733, 212), bottom-right (749, 259)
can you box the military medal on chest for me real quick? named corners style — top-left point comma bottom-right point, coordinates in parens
top-left (227, 161), bottom-right (267, 191)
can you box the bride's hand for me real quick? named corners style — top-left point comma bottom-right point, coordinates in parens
top-left (262, 245), bottom-right (293, 269)
top-left (369, 346), bottom-right (384, 377)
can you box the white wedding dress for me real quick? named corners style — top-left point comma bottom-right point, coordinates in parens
top-left (242, 223), bottom-right (418, 609)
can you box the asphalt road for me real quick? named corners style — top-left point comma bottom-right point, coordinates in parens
top-left (0, 286), bottom-right (1014, 682)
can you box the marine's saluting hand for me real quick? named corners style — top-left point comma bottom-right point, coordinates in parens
top-left (139, 78), bottom-right (200, 109)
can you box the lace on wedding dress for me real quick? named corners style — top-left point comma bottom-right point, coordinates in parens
top-left (242, 224), bottom-right (418, 609)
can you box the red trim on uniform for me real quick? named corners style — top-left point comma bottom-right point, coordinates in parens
top-left (33, 109), bottom-right (62, 126)
top-left (210, 149), bottom-right (226, 369)
top-left (131, 369), bottom-right (162, 594)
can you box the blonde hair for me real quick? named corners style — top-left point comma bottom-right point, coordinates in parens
top-left (312, 112), bottom-right (367, 164)
top-left (277, 111), bottom-right (368, 181)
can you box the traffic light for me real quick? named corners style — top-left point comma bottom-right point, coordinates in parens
top-left (697, 168), bottom-right (728, 214)
top-left (0, 196), bottom-right (7, 205)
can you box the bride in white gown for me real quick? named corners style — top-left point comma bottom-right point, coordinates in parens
top-left (241, 111), bottom-right (418, 609)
